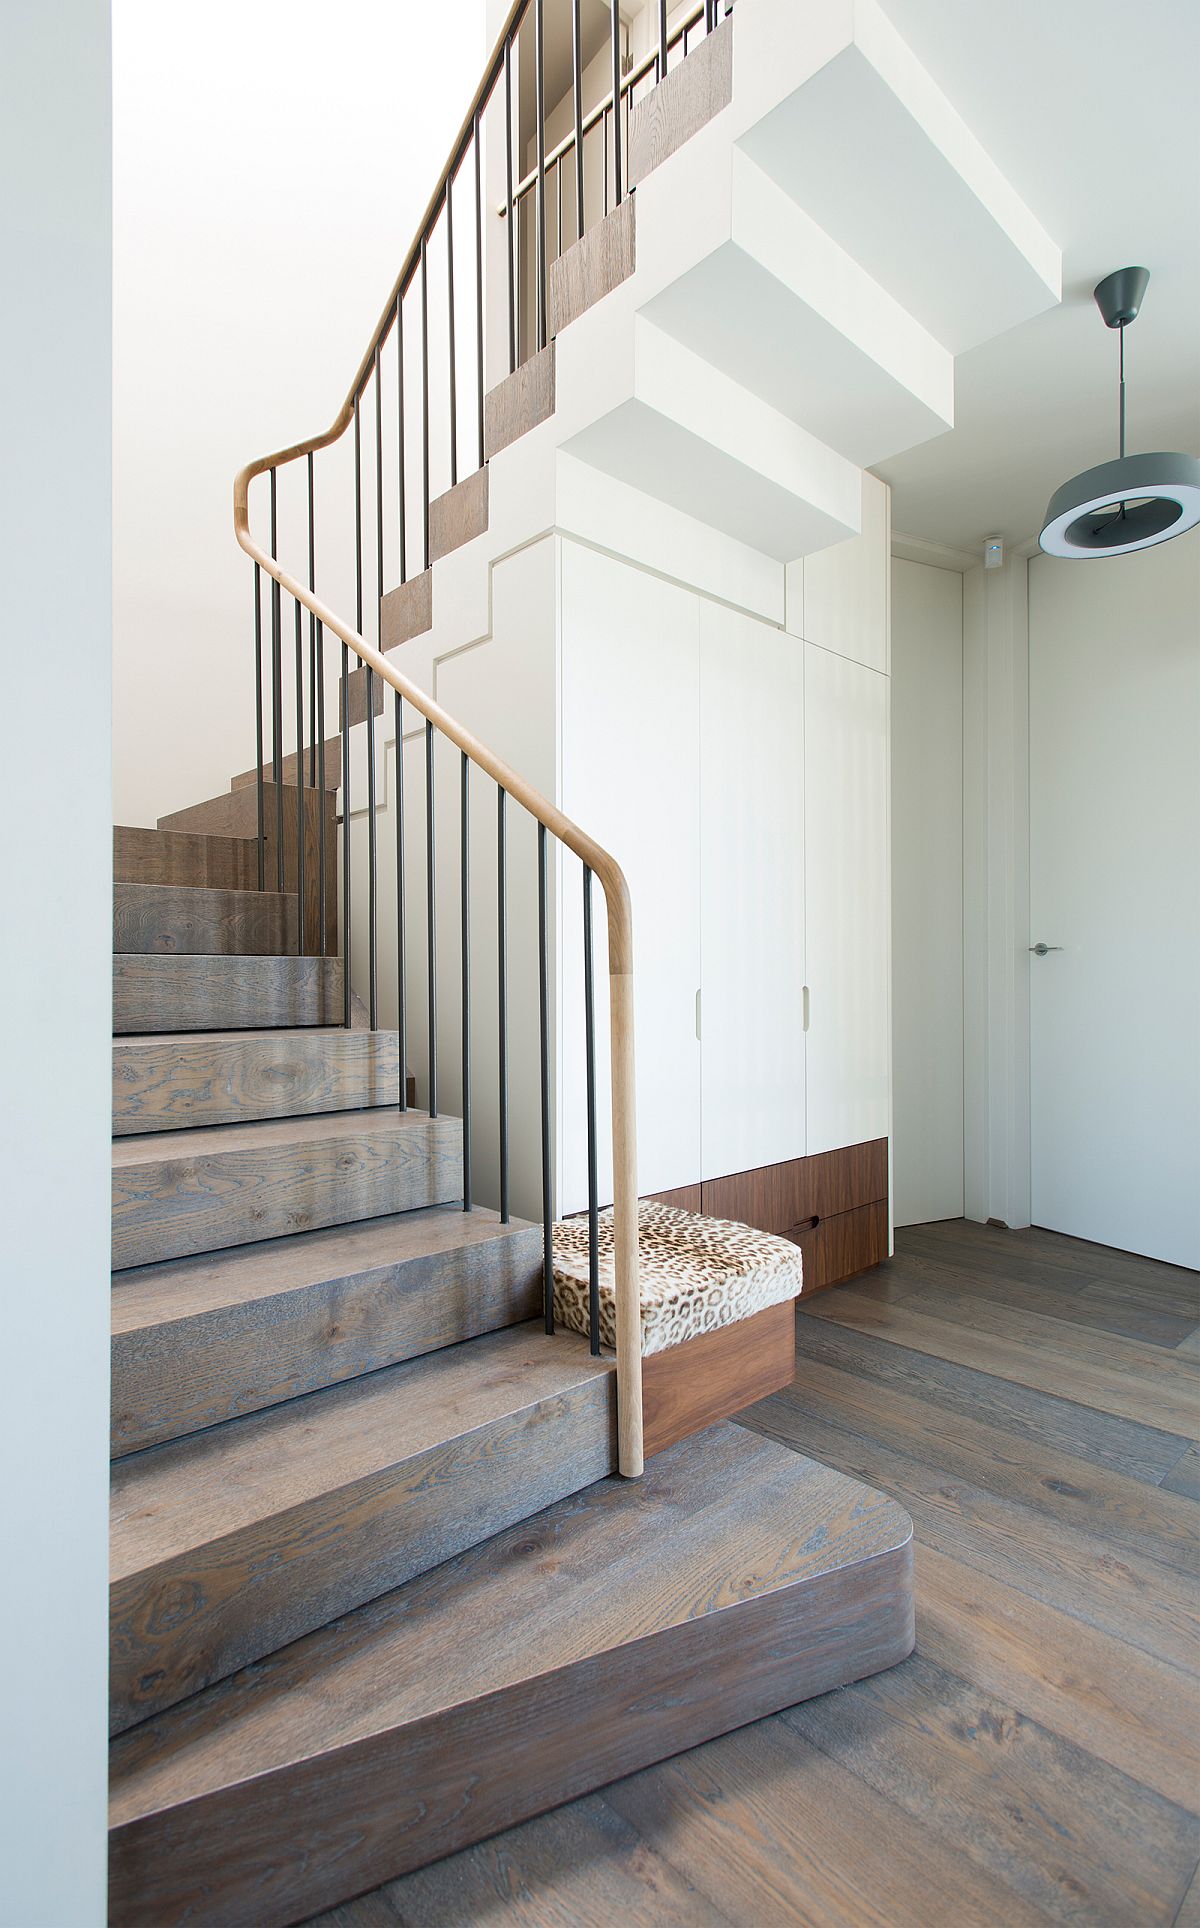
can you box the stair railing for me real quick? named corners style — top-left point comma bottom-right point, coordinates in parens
top-left (232, 3), bottom-right (730, 1478)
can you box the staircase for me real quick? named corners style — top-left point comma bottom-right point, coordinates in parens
top-left (99, 0), bottom-right (1080, 1910)
top-left (107, 815), bottom-right (914, 1925)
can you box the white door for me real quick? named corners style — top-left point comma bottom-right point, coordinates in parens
top-left (890, 558), bottom-right (964, 1224)
top-left (804, 643), bottom-right (890, 1155)
top-left (699, 603), bottom-right (805, 1180)
top-left (558, 538), bottom-right (701, 1209)
top-left (1028, 539), bottom-right (1200, 1268)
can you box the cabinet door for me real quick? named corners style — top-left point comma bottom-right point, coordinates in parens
top-left (804, 643), bottom-right (889, 1154)
top-left (559, 539), bottom-right (701, 1209)
top-left (700, 604), bottom-right (805, 1179)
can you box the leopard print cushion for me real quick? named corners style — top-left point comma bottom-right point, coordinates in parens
top-left (552, 1200), bottom-right (805, 1356)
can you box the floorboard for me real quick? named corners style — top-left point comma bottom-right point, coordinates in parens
top-left (311, 1219), bottom-right (1200, 1928)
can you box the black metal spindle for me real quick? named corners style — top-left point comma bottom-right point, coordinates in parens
top-left (307, 453), bottom-right (317, 784)
top-left (610, 1), bottom-right (623, 208)
top-left (294, 599), bottom-right (305, 958)
top-left (706, 0), bottom-right (715, 31)
top-left (421, 236), bottom-right (430, 570)
top-left (504, 37), bottom-right (516, 374)
top-left (538, 823), bottom-right (553, 1331)
top-left (426, 718), bottom-right (437, 1117)
top-left (396, 290), bottom-right (407, 585)
top-left (253, 562), bottom-right (265, 891)
top-left (366, 657), bottom-right (378, 1027)
top-left (340, 637), bottom-right (352, 1027)
top-left (572, 0), bottom-right (584, 241)
top-left (270, 468), bottom-right (284, 891)
top-left (395, 693), bottom-right (407, 1109)
top-left (317, 618), bottom-right (327, 954)
top-left (374, 342), bottom-right (383, 637)
top-left (583, 863), bottom-right (600, 1355)
top-left (474, 114), bottom-right (484, 471)
top-left (446, 171), bottom-right (458, 487)
top-left (658, 0), bottom-right (669, 78)
top-left (354, 393), bottom-right (363, 634)
top-left (534, 0), bottom-right (547, 350)
top-left (460, 751), bottom-right (471, 1211)
top-left (497, 787), bottom-right (509, 1223)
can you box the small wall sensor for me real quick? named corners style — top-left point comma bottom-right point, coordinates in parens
top-left (984, 537), bottom-right (1004, 570)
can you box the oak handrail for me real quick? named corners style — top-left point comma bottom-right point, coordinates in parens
top-left (233, 471), bottom-right (644, 1476)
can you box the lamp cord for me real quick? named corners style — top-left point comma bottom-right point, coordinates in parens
top-left (1119, 321), bottom-right (1126, 461)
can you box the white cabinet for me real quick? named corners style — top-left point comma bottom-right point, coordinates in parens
top-left (700, 603), bottom-right (806, 1178)
top-left (559, 539), bottom-right (701, 1209)
top-left (803, 642), bottom-right (890, 1154)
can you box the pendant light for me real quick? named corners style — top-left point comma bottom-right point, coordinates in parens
top-left (1039, 267), bottom-right (1200, 558)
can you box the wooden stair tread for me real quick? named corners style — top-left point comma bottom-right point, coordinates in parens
top-left (111, 1102), bottom-right (449, 1167)
top-left (112, 1203), bottom-right (534, 1331)
top-left (113, 881), bottom-right (297, 957)
top-left (113, 953), bottom-right (344, 1034)
top-left (111, 1106), bottom-right (463, 1272)
top-left (109, 1424), bottom-right (914, 1928)
top-left (114, 825), bottom-right (259, 892)
top-left (111, 1323), bottom-right (611, 1580)
top-left (110, 1205), bottom-right (542, 1456)
top-left (112, 1026), bottom-right (401, 1134)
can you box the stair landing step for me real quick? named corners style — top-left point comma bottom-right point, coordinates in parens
top-left (111, 1107), bottom-right (462, 1271)
top-left (112, 1026), bottom-right (401, 1135)
top-left (110, 1323), bottom-right (616, 1731)
top-left (111, 1205), bottom-right (542, 1454)
top-left (109, 1423), bottom-right (914, 1927)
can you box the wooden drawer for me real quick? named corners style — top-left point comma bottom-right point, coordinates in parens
top-left (814, 1201), bottom-right (889, 1289)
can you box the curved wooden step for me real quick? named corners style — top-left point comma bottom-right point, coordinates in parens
top-left (112, 1027), bottom-right (402, 1135)
top-left (111, 1205), bottom-right (542, 1454)
top-left (111, 1108), bottom-right (462, 1270)
top-left (109, 1423), bottom-right (914, 1927)
top-left (110, 1323), bottom-right (616, 1732)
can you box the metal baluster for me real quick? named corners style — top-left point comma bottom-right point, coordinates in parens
top-left (534, 0), bottom-right (547, 350)
top-left (317, 617), bottom-right (326, 955)
top-left (474, 113), bottom-right (484, 471)
top-left (354, 392), bottom-right (363, 634)
top-left (658, 0), bottom-right (668, 78)
top-left (604, 104), bottom-right (609, 213)
top-left (446, 170), bottom-right (458, 487)
top-left (396, 289), bottom-right (407, 586)
top-left (504, 36), bottom-right (516, 374)
top-left (426, 719), bottom-right (437, 1117)
top-left (421, 236), bottom-right (430, 570)
top-left (610, 1), bottom-right (623, 208)
top-left (367, 350), bottom-right (382, 1028)
top-left (460, 751), bottom-right (471, 1211)
top-left (270, 468), bottom-right (284, 891)
top-left (340, 636), bottom-right (351, 1028)
top-left (497, 787), bottom-right (509, 1222)
top-left (253, 562), bottom-right (265, 891)
top-left (572, 0), bottom-right (584, 241)
top-left (583, 864), bottom-right (600, 1355)
top-left (375, 342), bottom-right (383, 637)
top-left (395, 692), bottom-right (406, 1109)
top-left (294, 599), bottom-right (305, 957)
top-left (538, 823), bottom-right (553, 1332)
top-left (307, 453), bottom-right (317, 785)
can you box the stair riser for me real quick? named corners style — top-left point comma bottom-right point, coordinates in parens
top-left (109, 1536), bottom-right (913, 1925)
top-left (114, 826), bottom-right (257, 891)
top-left (157, 785), bottom-right (338, 955)
top-left (111, 1222), bottom-right (543, 1454)
top-left (110, 1373), bottom-right (615, 1732)
top-left (113, 955), bottom-right (344, 1035)
top-left (112, 1030), bottom-right (401, 1135)
top-left (113, 882), bottom-right (297, 957)
top-left (111, 1117), bottom-right (462, 1270)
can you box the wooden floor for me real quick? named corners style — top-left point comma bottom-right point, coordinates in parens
top-left (310, 1220), bottom-right (1199, 1927)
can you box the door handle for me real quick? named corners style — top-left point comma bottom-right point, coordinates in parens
top-left (1029, 943), bottom-right (1064, 956)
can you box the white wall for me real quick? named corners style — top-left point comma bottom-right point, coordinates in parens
top-left (112, 0), bottom-right (487, 827)
top-left (891, 557), bottom-right (963, 1225)
top-left (0, 4), bottom-right (112, 1922)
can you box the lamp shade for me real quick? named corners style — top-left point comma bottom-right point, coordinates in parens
top-left (1039, 449), bottom-right (1200, 559)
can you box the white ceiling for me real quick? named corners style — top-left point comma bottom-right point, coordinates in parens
top-left (871, 0), bottom-right (1200, 554)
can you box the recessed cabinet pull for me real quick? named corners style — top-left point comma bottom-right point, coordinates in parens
top-left (695, 988), bottom-right (702, 1041)
top-left (802, 985), bottom-right (810, 1032)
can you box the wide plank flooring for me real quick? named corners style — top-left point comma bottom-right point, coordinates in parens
top-left (310, 1219), bottom-right (1199, 1927)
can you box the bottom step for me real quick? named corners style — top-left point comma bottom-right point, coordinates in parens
top-left (109, 1423), bottom-right (913, 1928)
